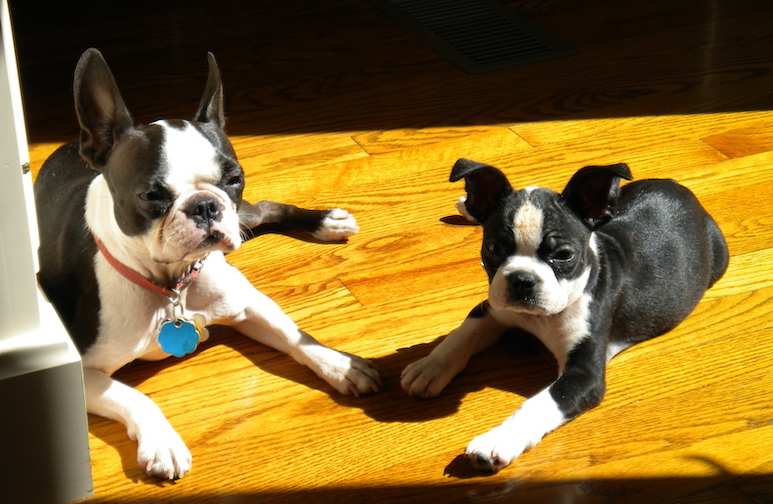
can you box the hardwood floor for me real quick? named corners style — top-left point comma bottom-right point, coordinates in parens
top-left (10, 0), bottom-right (773, 502)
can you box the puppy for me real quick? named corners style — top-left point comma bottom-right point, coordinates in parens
top-left (401, 159), bottom-right (728, 472)
top-left (35, 49), bottom-right (380, 480)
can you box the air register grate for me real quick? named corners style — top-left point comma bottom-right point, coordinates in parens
top-left (369, 0), bottom-right (574, 74)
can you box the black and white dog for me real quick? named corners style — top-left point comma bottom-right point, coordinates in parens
top-left (401, 159), bottom-right (728, 472)
top-left (35, 49), bottom-right (380, 480)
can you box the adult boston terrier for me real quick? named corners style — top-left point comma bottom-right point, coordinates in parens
top-left (401, 159), bottom-right (728, 472)
top-left (35, 49), bottom-right (380, 480)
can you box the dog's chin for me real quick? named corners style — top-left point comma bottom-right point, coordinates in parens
top-left (490, 298), bottom-right (566, 317)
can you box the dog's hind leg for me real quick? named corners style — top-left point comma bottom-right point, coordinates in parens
top-left (238, 200), bottom-right (359, 241)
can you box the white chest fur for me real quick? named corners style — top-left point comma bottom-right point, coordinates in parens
top-left (489, 292), bottom-right (592, 370)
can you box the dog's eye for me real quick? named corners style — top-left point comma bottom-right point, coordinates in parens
top-left (485, 240), bottom-right (506, 257)
top-left (225, 175), bottom-right (243, 187)
top-left (550, 247), bottom-right (575, 263)
top-left (139, 191), bottom-right (163, 202)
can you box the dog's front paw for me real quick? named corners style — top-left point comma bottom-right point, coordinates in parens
top-left (400, 356), bottom-right (458, 399)
top-left (312, 208), bottom-right (359, 241)
top-left (136, 427), bottom-right (192, 480)
top-left (309, 347), bottom-right (381, 396)
top-left (465, 425), bottom-right (524, 473)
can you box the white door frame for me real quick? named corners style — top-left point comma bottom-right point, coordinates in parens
top-left (0, 1), bottom-right (93, 501)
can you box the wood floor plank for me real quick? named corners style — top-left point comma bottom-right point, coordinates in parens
top-left (510, 112), bottom-right (773, 149)
top-left (702, 126), bottom-right (773, 159)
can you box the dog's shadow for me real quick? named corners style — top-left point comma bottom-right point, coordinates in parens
top-left (206, 323), bottom-right (557, 429)
top-left (338, 330), bottom-right (556, 423)
top-left (222, 325), bottom-right (557, 479)
top-left (335, 329), bottom-right (558, 479)
top-left (209, 325), bottom-right (556, 423)
top-left (97, 326), bottom-right (556, 482)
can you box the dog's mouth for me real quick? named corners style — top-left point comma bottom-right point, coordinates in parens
top-left (507, 301), bottom-right (549, 315)
top-left (198, 231), bottom-right (234, 250)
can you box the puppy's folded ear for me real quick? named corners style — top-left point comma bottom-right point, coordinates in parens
top-left (74, 48), bottom-right (134, 170)
top-left (562, 163), bottom-right (633, 229)
top-left (450, 159), bottom-right (513, 223)
top-left (194, 52), bottom-right (225, 129)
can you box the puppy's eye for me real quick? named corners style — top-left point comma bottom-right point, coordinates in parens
top-left (225, 175), bottom-right (243, 187)
top-left (550, 247), bottom-right (575, 263)
top-left (485, 240), bottom-right (506, 257)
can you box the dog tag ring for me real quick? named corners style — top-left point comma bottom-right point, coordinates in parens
top-left (158, 317), bottom-right (201, 357)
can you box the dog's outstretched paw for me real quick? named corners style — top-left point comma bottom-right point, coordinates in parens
top-left (400, 355), bottom-right (459, 399)
top-left (464, 429), bottom-right (520, 473)
top-left (465, 424), bottom-right (534, 473)
top-left (137, 429), bottom-right (192, 480)
top-left (312, 208), bottom-right (359, 241)
top-left (310, 347), bottom-right (381, 396)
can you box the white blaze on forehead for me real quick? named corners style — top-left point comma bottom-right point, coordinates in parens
top-left (513, 201), bottom-right (544, 254)
top-left (155, 121), bottom-right (221, 191)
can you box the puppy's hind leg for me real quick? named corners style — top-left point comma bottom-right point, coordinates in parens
top-left (238, 200), bottom-right (359, 242)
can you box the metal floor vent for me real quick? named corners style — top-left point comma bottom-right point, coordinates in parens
top-left (369, 0), bottom-right (574, 74)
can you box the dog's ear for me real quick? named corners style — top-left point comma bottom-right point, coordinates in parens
top-left (450, 158), bottom-right (513, 223)
top-left (74, 48), bottom-right (134, 169)
top-left (562, 163), bottom-right (633, 229)
top-left (194, 52), bottom-right (225, 129)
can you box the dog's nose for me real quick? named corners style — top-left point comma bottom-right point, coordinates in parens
top-left (186, 196), bottom-right (223, 227)
top-left (508, 271), bottom-right (539, 300)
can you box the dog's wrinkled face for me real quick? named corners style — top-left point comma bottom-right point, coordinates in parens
top-left (100, 119), bottom-right (244, 264)
top-left (482, 188), bottom-right (593, 316)
top-left (74, 49), bottom-right (245, 266)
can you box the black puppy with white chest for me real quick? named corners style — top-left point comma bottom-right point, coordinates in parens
top-left (35, 49), bottom-right (380, 480)
top-left (401, 158), bottom-right (728, 472)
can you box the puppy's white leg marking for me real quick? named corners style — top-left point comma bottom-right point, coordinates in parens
top-left (456, 196), bottom-right (478, 223)
top-left (465, 387), bottom-right (565, 472)
top-left (401, 311), bottom-right (505, 398)
top-left (83, 368), bottom-right (192, 480)
top-left (312, 208), bottom-right (360, 241)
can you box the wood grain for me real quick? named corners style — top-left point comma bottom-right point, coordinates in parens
top-left (11, 0), bottom-right (773, 502)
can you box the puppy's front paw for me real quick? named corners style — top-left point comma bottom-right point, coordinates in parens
top-left (136, 426), bottom-right (192, 480)
top-left (310, 347), bottom-right (381, 397)
top-left (400, 356), bottom-right (457, 399)
top-left (465, 425), bottom-right (523, 473)
top-left (312, 208), bottom-right (359, 241)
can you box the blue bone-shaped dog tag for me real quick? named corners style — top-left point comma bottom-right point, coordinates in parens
top-left (158, 318), bottom-right (201, 357)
